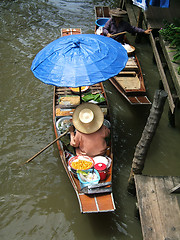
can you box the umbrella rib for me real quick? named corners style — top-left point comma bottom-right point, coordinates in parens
top-left (32, 49), bottom-right (63, 71)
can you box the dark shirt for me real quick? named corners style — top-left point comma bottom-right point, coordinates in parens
top-left (103, 18), bottom-right (145, 43)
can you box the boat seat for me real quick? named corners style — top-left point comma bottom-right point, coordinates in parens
top-left (118, 71), bottom-right (136, 76)
top-left (56, 107), bottom-right (75, 116)
top-left (124, 65), bottom-right (138, 71)
top-left (124, 58), bottom-right (138, 71)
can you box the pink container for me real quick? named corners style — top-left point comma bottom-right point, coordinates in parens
top-left (94, 163), bottom-right (107, 180)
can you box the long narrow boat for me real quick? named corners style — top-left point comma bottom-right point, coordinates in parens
top-left (53, 28), bottom-right (115, 213)
top-left (95, 6), bottom-right (151, 105)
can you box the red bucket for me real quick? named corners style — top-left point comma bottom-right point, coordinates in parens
top-left (94, 163), bottom-right (107, 180)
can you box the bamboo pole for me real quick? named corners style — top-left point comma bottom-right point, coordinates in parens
top-left (20, 129), bottom-right (69, 166)
top-left (127, 90), bottom-right (168, 193)
top-left (110, 31), bottom-right (127, 37)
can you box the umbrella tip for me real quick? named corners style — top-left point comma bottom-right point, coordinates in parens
top-left (73, 40), bottom-right (80, 48)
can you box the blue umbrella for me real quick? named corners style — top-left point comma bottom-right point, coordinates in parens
top-left (31, 34), bottom-right (128, 87)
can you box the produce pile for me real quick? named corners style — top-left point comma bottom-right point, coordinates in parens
top-left (159, 19), bottom-right (180, 74)
top-left (122, 44), bottom-right (135, 53)
top-left (82, 93), bottom-right (105, 103)
top-left (57, 118), bottom-right (72, 134)
top-left (77, 170), bottom-right (99, 182)
top-left (71, 159), bottom-right (93, 170)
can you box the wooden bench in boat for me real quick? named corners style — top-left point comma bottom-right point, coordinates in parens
top-left (118, 71), bottom-right (137, 76)
top-left (124, 57), bottom-right (139, 71)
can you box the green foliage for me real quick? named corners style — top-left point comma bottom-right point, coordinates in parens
top-left (178, 67), bottom-right (180, 75)
top-left (159, 19), bottom-right (180, 74)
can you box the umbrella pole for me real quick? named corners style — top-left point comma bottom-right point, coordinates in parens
top-left (79, 87), bottom-right (82, 104)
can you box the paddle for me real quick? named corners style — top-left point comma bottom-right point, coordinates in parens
top-left (110, 31), bottom-right (127, 37)
top-left (20, 129), bottom-right (69, 166)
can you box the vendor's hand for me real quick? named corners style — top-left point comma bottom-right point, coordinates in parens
top-left (107, 33), bottom-right (113, 37)
top-left (69, 125), bottom-right (75, 133)
top-left (144, 27), bottom-right (152, 34)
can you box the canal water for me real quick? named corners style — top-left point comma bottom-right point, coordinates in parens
top-left (0, 0), bottom-right (180, 239)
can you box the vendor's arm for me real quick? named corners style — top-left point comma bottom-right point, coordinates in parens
top-left (69, 126), bottom-right (80, 148)
top-left (103, 125), bottom-right (110, 137)
top-left (125, 22), bottom-right (152, 35)
top-left (103, 19), bottom-right (113, 37)
top-left (144, 27), bottom-right (152, 34)
top-left (125, 22), bottom-right (145, 34)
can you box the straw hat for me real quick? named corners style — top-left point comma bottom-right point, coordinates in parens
top-left (72, 103), bottom-right (104, 134)
top-left (109, 8), bottom-right (127, 18)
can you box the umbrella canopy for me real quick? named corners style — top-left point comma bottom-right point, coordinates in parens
top-left (31, 34), bottom-right (128, 87)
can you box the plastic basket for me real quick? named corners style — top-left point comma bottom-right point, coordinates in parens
top-left (77, 169), bottom-right (100, 189)
top-left (95, 18), bottom-right (109, 27)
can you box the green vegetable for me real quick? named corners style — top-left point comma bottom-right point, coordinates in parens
top-left (77, 170), bottom-right (88, 176)
top-left (159, 19), bottom-right (180, 74)
top-left (82, 93), bottom-right (105, 103)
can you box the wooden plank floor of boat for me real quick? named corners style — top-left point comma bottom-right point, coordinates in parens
top-left (79, 193), bottom-right (115, 213)
top-left (110, 78), bottom-right (151, 105)
top-left (77, 165), bottom-right (115, 213)
top-left (64, 162), bottom-right (115, 213)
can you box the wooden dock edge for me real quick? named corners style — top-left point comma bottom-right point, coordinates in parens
top-left (134, 175), bottom-right (180, 240)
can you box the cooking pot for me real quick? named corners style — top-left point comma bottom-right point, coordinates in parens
top-left (94, 163), bottom-right (107, 180)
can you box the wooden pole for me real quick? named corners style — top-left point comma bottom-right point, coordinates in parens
top-left (135, 8), bottom-right (143, 43)
top-left (119, 0), bottom-right (125, 9)
top-left (20, 129), bottom-right (69, 166)
top-left (127, 90), bottom-right (168, 193)
top-left (110, 31), bottom-right (127, 37)
top-left (79, 87), bottom-right (82, 104)
top-left (149, 33), bottom-right (175, 113)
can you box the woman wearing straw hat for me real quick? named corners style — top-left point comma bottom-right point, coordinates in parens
top-left (103, 8), bottom-right (151, 43)
top-left (69, 103), bottom-right (110, 157)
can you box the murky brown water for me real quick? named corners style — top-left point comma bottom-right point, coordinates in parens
top-left (1, 0), bottom-right (180, 239)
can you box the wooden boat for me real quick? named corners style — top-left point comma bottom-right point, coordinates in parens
top-left (60, 28), bottom-right (81, 36)
top-left (53, 28), bottom-right (115, 213)
top-left (95, 6), bottom-right (151, 105)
